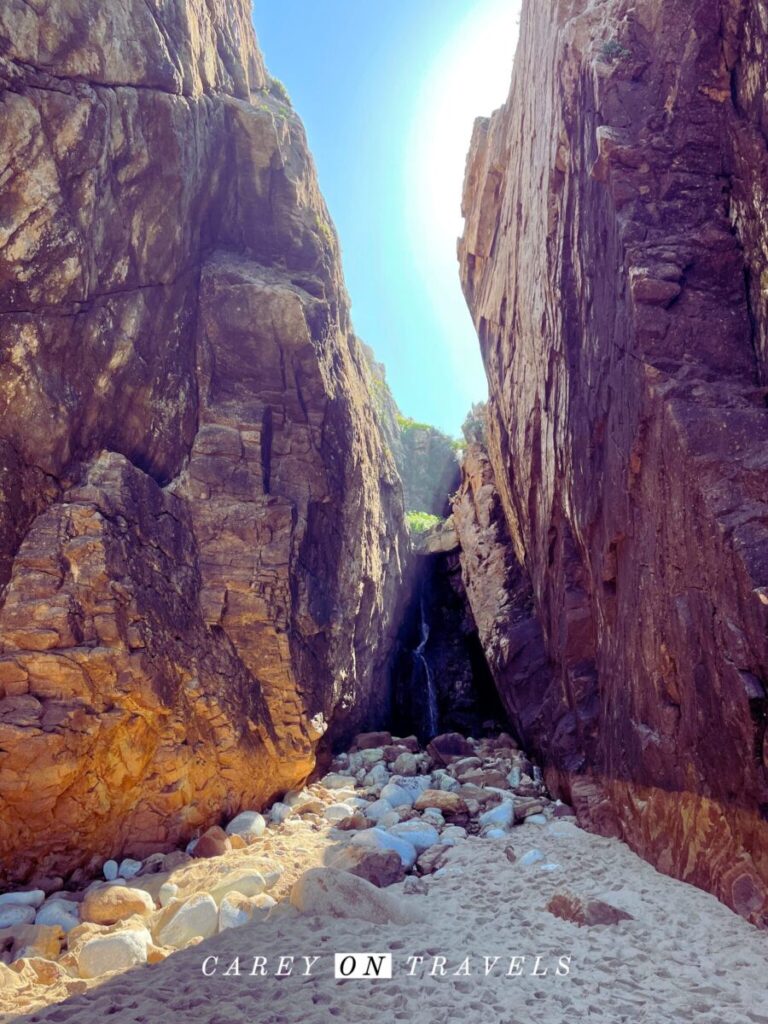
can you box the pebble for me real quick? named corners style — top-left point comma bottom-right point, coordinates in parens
top-left (525, 814), bottom-right (548, 825)
top-left (320, 772), bottom-right (353, 789)
top-left (323, 802), bottom-right (356, 823)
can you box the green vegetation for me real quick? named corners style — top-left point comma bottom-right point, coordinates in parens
top-left (599, 39), bottom-right (631, 63)
top-left (451, 438), bottom-right (467, 453)
top-left (268, 75), bottom-right (291, 104)
top-left (396, 413), bottom-right (432, 432)
top-left (313, 210), bottom-right (334, 247)
top-left (405, 511), bottom-right (443, 534)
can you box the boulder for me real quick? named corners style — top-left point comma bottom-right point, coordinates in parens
top-left (35, 900), bottom-right (80, 933)
top-left (77, 929), bottom-right (151, 979)
top-left (426, 733), bottom-right (473, 765)
top-left (416, 845), bottom-right (450, 875)
top-left (479, 801), bottom-right (515, 830)
top-left (290, 868), bottom-right (413, 924)
top-left (158, 883), bottom-right (179, 908)
top-left (352, 731), bottom-right (392, 750)
top-left (0, 891), bottom-right (44, 909)
top-left (388, 820), bottom-right (441, 854)
top-left (328, 845), bottom-right (405, 888)
top-left (350, 827), bottom-right (418, 869)
top-left (192, 825), bottom-right (231, 858)
top-left (117, 859), bottom-right (143, 880)
top-left (209, 870), bottom-right (267, 905)
top-left (413, 789), bottom-right (469, 821)
top-left (81, 886), bottom-right (155, 926)
top-left (362, 798), bottom-right (393, 822)
top-left (0, 905), bottom-right (35, 928)
top-left (392, 753), bottom-right (419, 776)
top-left (157, 893), bottom-right (218, 948)
top-left (380, 783), bottom-right (414, 809)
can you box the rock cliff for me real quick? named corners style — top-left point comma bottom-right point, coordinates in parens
top-left (459, 0), bottom-right (768, 924)
top-left (0, 1), bottom-right (407, 885)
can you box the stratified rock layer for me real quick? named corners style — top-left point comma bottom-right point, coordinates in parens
top-left (459, 0), bottom-right (768, 924)
top-left (0, 2), bottom-right (406, 884)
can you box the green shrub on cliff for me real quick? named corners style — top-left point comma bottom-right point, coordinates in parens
top-left (405, 511), bottom-right (443, 534)
top-left (268, 75), bottom-right (291, 104)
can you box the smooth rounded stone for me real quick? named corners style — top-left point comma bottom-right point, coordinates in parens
top-left (322, 773), bottom-right (353, 791)
top-left (441, 825), bottom-right (467, 842)
top-left (137, 853), bottom-right (166, 876)
top-left (483, 827), bottom-right (508, 839)
top-left (390, 774), bottom-right (432, 797)
top-left (377, 810), bottom-right (402, 829)
top-left (209, 870), bottom-right (266, 905)
top-left (432, 772), bottom-right (461, 793)
top-left (359, 747), bottom-right (385, 766)
top-left (350, 827), bottom-right (418, 869)
top-left (388, 820), bottom-right (441, 854)
top-left (118, 858), bottom-right (142, 880)
top-left (102, 860), bottom-right (119, 881)
top-left (192, 825), bottom-right (231, 859)
top-left (328, 845), bottom-right (405, 888)
top-left (426, 732), bottom-right (474, 765)
top-left (290, 868), bottom-right (413, 924)
top-left (333, 811), bottom-right (369, 831)
top-left (363, 763), bottom-right (390, 788)
top-left (392, 752), bottom-right (419, 776)
top-left (0, 904), bottom-right (36, 928)
top-left (380, 782), bottom-right (414, 809)
top-left (416, 844), bottom-right (450, 875)
top-left (421, 808), bottom-right (445, 828)
top-left (323, 803), bottom-right (356, 823)
top-left (525, 814), bottom-right (548, 825)
top-left (479, 801), bottom-right (515, 830)
top-left (185, 838), bottom-right (198, 855)
top-left (519, 849), bottom-right (545, 867)
top-left (0, 890), bottom-right (45, 909)
top-left (218, 892), bottom-right (277, 931)
top-left (362, 798), bottom-right (393, 822)
top-left (157, 893), bottom-right (218, 948)
top-left (35, 900), bottom-right (80, 932)
top-left (225, 810), bottom-right (266, 838)
top-left (158, 883), bottom-right (179, 908)
top-left (414, 789), bottom-right (467, 818)
top-left (353, 731), bottom-right (392, 750)
top-left (269, 802), bottom-right (292, 824)
top-left (81, 886), bottom-right (155, 925)
top-left (77, 929), bottom-right (151, 979)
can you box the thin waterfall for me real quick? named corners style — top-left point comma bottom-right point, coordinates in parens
top-left (414, 595), bottom-right (439, 737)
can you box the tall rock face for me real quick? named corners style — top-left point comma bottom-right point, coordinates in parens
top-left (0, 1), bottom-right (407, 885)
top-left (459, 0), bottom-right (768, 924)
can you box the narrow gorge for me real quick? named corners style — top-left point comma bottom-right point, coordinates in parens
top-left (0, 1), bottom-right (766, 1021)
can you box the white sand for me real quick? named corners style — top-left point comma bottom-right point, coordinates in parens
top-left (6, 819), bottom-right (767, 1024)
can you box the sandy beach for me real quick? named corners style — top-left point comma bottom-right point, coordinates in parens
top-left (5, 816), bottom-right (766, 1024)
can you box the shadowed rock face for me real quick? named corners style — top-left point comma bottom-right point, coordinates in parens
top-left (459, 0), bottom-right (768, 924)
top-left (0, 2), bottom-right (407, 885)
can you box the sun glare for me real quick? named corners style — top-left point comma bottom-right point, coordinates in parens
top-left (406, 0), bottom-right (522, 389)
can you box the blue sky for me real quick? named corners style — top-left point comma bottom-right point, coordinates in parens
top-left (254, 1), bottom-right (521, 436)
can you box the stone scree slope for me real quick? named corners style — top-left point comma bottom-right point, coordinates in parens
top-left (458, 0), bottom-right (768, 925)
top-left (0, 1), bottom-right (407, 886)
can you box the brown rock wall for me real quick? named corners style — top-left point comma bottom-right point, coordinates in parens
top-left (0, 2), bottom-right (406, 884)
top-left (459, 0), bottom-right (768, 924)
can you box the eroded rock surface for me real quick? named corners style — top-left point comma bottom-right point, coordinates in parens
top-left (459, 0), bottom-right (768, 923)
top-left (0, 2), bottom-right (406, 885)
